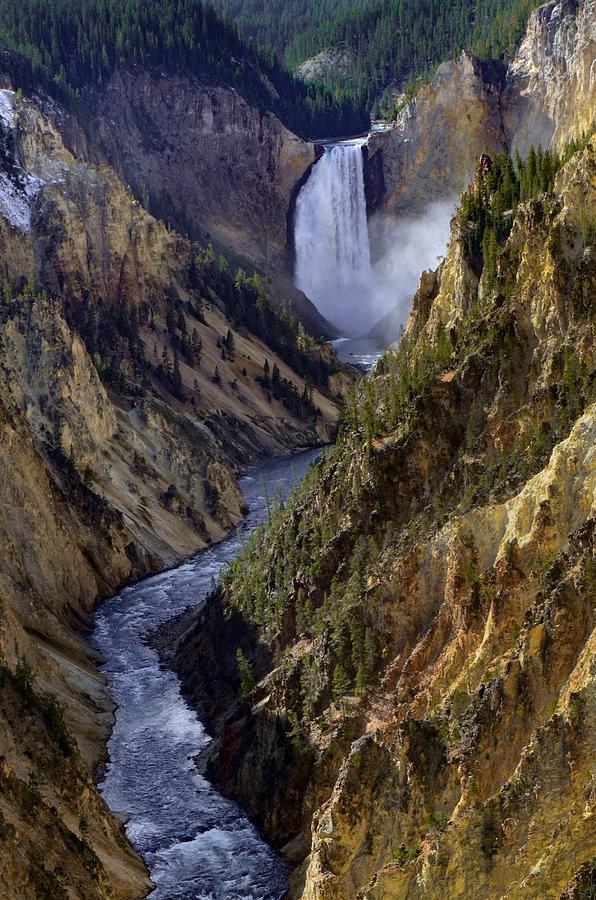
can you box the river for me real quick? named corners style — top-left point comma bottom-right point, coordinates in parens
top-left (92, 448), bottom-right (321, 899)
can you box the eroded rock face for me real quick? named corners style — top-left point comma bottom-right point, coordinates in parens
top-left (366, 53), bottom-right (507, 217)
top-left (91, 70), bottom-right (329, 329)
top-left (0, 73), bottom-right (331, 334)
top-left (0, 329), bottom-right (152, 898)
top-left (503, 0), bottom-right (596, 156)
top-left (366, 0), bottom-right (595, 219)
top-left (301, 410), bottom-right (595, 899)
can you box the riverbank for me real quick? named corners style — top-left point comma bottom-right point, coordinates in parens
top-left (92, 448), bottom-right (322, 899)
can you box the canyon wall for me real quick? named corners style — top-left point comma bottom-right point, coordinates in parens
top-left (366, 53), bottom-right (507, 217)
top-left (0, 2), bottom-right (592, 896)
top-left (367, 0), bottom-right (595, 217)
top-left (503, 0), bottom-right (596, 156)
top-left (171, 133), bottom-right (596, 898)
top-left (91, 70), bottom-right (329, 335)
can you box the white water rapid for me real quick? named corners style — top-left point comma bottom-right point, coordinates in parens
top-left (93, 449), bottom-right (321, 899)
top-left (294, 139), bottom-right (374, 337)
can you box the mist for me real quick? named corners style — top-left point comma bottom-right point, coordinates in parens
top-left (293, 139), bottom-right (454, 340)
top-left (365, 198), bottom-right (455, 339)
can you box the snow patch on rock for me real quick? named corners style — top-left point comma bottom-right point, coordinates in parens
top-left (0, 90), bottom-right (16, 129)
top-left (0, 90), bottom-right (44, 232)
top-left (0, 169), bottom-right (43, 232)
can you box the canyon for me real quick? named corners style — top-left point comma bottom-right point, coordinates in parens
top-left (0, 0), bottom-right (593, 897)
top-left (168, 2), bottom-right (596, 899)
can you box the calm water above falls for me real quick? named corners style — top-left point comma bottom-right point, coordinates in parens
top-left (92, 448), bottom-right (321, 899)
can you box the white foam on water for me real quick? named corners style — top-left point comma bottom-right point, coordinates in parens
top-left (294, 137), bottom-right (453, 342)
top-left (93, 449), bottom-right (322, 899)
top-left (295, 139), bottom-right (374, 336)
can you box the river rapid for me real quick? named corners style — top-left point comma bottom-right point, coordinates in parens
top-left (92, 448), bottom-right (321, 899)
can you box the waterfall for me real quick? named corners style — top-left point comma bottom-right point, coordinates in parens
top-left (294, 139), bottom-right (374, 336)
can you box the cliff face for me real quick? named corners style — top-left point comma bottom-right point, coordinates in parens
top-left (95, 70), bottom-right (314, 260)
top-left (366, 53), bottom-right (506, 216)
top-left (171, 138), bottom-right (595, 898)
top-left (0, 309), bottom-right (152, 898)
top-left (0, 74), bottom-right (345, 898)
top-left (92, 70), bottom-right (328, 334)
top-left (0, 82), bottom-right (341, 550)
top-left (0, 68), bottom-right (329, 335)
top-left (367, 0), bottom-right (595, 218)
top-left (503, 0), bottom-right (596, 156)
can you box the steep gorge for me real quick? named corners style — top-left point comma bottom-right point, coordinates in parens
top-left (0, 67), bottom-right (345, 898)
top-left (0, 0), bottom-right (593, 896)
top-left (171, 125), bottom-right (596, 898)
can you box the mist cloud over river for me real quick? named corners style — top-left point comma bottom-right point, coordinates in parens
top-left (294, 139), bottom-right (453, 338)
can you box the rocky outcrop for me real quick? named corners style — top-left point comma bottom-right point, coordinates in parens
top-left (366, 0), bottom-right (595, 219)
top-left (170, 141), bottom-right (596, 898)
top-left (92, 70), bottom-right (330, 334)
top-left (503, 0), bottom-right (596, 156)
top-left (298, 48), bottom-right (355, 83)
top-left (366, 53), bottom-right (507, 217)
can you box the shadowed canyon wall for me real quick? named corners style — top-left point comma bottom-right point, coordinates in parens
top-left (0, 76), bottom-right (344, 898)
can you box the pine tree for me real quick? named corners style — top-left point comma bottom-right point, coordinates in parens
top-left (172, 350), bottom-right (183, 396)
top-left (481, 226), bottom-right (499, 288)
top-left (332, 662), bottom-right (351, 699)
top-left (161, 345), bottom-right (172, 376)
top-left (191, 328), bottom-right (202, 366)
top-left (236, 648), bottom-right (255, 703)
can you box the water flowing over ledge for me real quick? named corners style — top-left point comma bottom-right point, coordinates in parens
top-left (92, 449), bottom-right (321, 899)
top-left (294, 138), bottom-right (373, 337)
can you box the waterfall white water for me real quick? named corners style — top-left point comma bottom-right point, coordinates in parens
top-left (294, 139), bottom-right (374, 336)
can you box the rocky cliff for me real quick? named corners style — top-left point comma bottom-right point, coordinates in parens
top-left (0, 81), bottom-right (342, 550)
top-left (171, 135), bottom-right (596, 898)
top-left (0, 73), bottom-right (345, 898)
top-left (503, 0), bottom-right (596, 156)
top-left (366, 53), bottom-right (507, 217)
top-left (91, 69), bottom-right (328, 334)
top-left (366, 0), bottom-right (595, 218)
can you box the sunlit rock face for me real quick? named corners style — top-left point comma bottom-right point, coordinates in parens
top-left (366, 52), bottom-right (507, 217)
top-left (366, 0), bottom-right (595, 217)
top-left (503, 0), bottom-right (596, 157)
